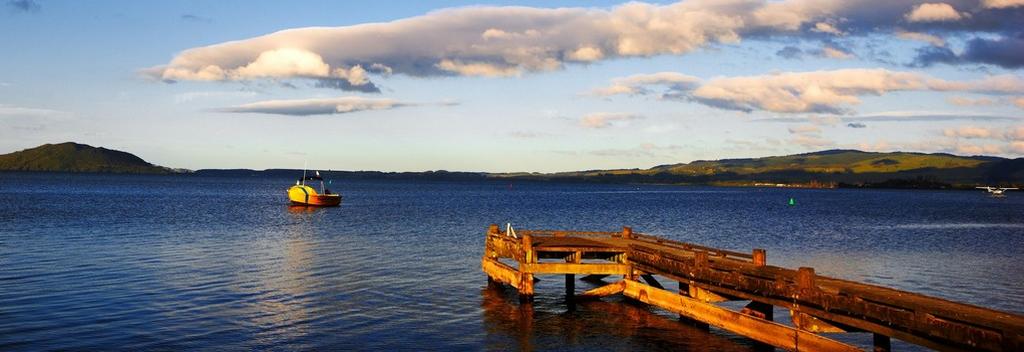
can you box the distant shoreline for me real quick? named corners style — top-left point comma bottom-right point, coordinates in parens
top-left (0, 169), bottom-right (998, 191)
top-left (3, 143), bottom-right (1021, 190)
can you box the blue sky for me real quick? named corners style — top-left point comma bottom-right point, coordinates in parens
top-left (1, 0), bottom-right (1022, 172)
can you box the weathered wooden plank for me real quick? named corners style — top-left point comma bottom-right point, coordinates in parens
top-left (577, 280), bottom-right (626, 298)
top-left (627, 244), bottom-right (1024, 352)
top-left (628, 251), bottom-right (988, 352)
top-left (520, 262), bottom-right (631, 275)
top-left (791, 310), bottom-right (849, 333)
top-left (482, 257), bottom-right (521, 289)
top-left (621, 279), bottom-right (860, 352)
top-left (484, 227), bottom-right (1024, 352)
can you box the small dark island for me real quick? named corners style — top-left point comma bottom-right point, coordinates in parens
top-left (0, 142), bottom-right (173, 174)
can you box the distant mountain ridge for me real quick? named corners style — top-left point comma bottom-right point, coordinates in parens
top-left (502, 149), bottom-right (1024, 187)
top-left (2, 143), bottom-right (1022, 188)
top-left (0, 142), bottom-right (172, 174)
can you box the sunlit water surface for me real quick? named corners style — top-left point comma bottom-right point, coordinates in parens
top-left (1, 173), bottom-right (1021, 351)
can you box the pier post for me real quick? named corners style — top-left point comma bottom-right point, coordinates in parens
top-left (752, 249), bottom-right (766, 267)
top-left (796, 267), bottom-right (816, 291)
top-left (519, 234), bottom-right (535, 302)
top-left (873, 333), bottom-right (891, 352)
top-left (565, 274), bottom-right (575, 299)
top-left (622, 226), bottom-right (632, 239)
top-left (565, 251), bottom-right (581, 300)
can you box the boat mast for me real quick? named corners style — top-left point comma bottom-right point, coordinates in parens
top-left (302, 160), bottom-right (307, 186)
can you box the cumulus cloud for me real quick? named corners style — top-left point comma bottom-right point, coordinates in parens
top-left (216, 96), bottom-right (410, 116)
top-left (943, 125), bottom-right (997, 139)
top-left (809, 115), bottom-right (842, 126)
top-left (946, 96), bottom-right (996, 106)
top-left (942, 125), bottom-right (1024, 141)
top-left (791, 135), bottom-right (835, 148)
top-left (788, 124), bottom-right (822, 134)
top-left (591, 69), bottom-right (1024, 114)
top-left (955, 143), bottom-right (1002, 154)
top-left (586, 72), bottom-right (700, 97)
top-left (1010, 141), bottom-right (1024, 153)
top-left (579, 112), bottom-right (643, 128)
top-left (812, 22), bottom-right (844, 35)
top-left (982, 0), bottom-right (1024, 9)
top-left (819, 46), bottom-right (854, 59)
top-left (895, 30), bottom-right (945, 47)
top-left (145, 0), bottom-right (1024, 90)
top-left (913, 34), bottom-right (1024, 69)
top-left (145, 2), bottom-right (774, 89)
top-left (904, 3), bottom-right (964, 22)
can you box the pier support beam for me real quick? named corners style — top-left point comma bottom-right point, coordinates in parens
top-left (742, 301), bottom-right (774, 321)
top-left (519, 234), bottom-right (535, 302)
top-left (565, 274), bottom-right (575, 299)
top-left (678, 281), bottom-right (710, 330)
top-left (873, 334), bottom-right (891, 352)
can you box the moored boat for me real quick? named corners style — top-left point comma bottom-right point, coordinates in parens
top-left (288, 171), bottom-right (341, 206)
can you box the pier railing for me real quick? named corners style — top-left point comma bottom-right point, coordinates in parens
top-left (482, 225), bottom-right (1024, 352)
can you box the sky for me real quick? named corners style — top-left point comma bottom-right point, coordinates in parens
top-left (1, 0), bottom-right (1023, 172)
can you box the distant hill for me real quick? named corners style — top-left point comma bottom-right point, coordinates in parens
top-left (5, 143), bottom-right (1022, 188)
top-left (0, 142), bottom-right (172, 174)
top-left (494, 150), bottom-right (1024, 188)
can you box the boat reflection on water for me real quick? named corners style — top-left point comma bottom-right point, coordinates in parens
top-left (480, 282), bottom-right (756, 351)
top-left (287, 205), bottom-right (327, 214)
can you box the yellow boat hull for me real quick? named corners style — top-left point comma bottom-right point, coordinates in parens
top-left (288, 185), bottom-right (341, 207)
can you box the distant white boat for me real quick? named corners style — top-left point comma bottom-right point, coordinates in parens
top-left (976, 186), bottom-right (1018, 197)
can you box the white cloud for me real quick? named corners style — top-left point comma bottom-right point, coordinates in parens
top-left (810, 115), bottom-right (841, 126)
top-left (904, 3), bottom-right (963, 23)
top-left (790, 135), bottom-right (835, 148)
top-left (946, 96), bottom-right (996, 106)
top-left (820, 46), bottom-right (853, 59)
top-left (812, 22), bottom-right (844, 35)
top-left (941, 125), bottom-right (1024, 145)
top-left (141, 1), bottom-right (1024, 92)
top-left (895, 30), bottom-right (945, 47)
top-left (435, 59), bottom-right (526, 77)
top-left (1014, 97), bottom-right (1024, 109)
top-left (981, 0), bottom-right (1024, 9)
top-left (788, 124), bottom-right (822, 135)
top-left (955, 143), bottom-right (1002, 155)
top-left (579, 112), bottom-right (643, 128)
top-left (587, 72), bottom-right (700, 97)
top-left (592, 69), bottom-right (1024, 114)
top-left (1010, 141), bottom-right (1024, 153)
top-left (943, 126), bottom-right (997, 139)
top-left (216, 96), bottom-right (409, 116)
top-left (0, 104), bottom-right (68, 117)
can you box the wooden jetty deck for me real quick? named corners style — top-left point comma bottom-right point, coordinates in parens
top-left (481, 225), bottom-right (1024, 351)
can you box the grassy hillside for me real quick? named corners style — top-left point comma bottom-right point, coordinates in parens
top-left (497, 150), bottom-right (1024, 188)
top-left (0, 142), bottom-right (171, 174)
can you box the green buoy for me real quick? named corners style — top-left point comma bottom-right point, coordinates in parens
top-left (788, 198), bottom-right (796, 206)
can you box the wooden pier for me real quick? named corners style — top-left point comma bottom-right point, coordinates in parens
top-left (481, 225), bottom-right (1024, 351)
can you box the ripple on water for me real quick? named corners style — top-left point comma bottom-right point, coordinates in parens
top-left (0, 174), bottom-right (1022, 351)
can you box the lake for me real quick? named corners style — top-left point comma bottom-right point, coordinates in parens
top-left (1, 172), bottom-right (1021, 351)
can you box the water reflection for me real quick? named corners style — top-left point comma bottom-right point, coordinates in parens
top-left (286, 205), bottom-right (326, 214)
top-left (480, 284), bottom-right (755, 351)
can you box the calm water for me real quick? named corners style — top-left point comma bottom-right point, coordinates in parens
top-left (1, 173), bottom-right (1022, 351)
